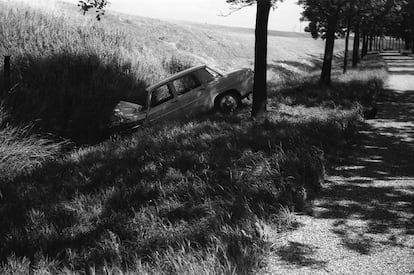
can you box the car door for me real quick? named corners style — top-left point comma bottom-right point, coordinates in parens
top-left (146, 83), bottom-right (183, 123)
top-left (172, 72), bottom-right (212, 117)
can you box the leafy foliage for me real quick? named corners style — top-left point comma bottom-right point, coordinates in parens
top-left (78, 0), bottom-right (109, 20)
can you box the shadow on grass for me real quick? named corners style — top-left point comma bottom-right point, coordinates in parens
top-left (0, 104), bottom-right (358, 272)
top-left (267, 57), bottom-right (323, 88)
top-left (270, 58), bottom-right (323, 75)
top-left (275, 241), bottom-right (327, 268)
top-left (268, 54), bottom-right (385, 113)
top-left (0, 52), bottom-right (148, 144)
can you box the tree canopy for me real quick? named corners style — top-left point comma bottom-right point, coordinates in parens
top-left (78, 0), bottom-right (109, 20)
top-left (299, 0), bottom-right (410, 85)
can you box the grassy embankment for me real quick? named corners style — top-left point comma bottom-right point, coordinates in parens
top-left (0, 0), bottom-right (346, 143)
top-left (0, 0), bottom-right (387, 274)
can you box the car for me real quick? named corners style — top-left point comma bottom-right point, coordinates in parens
top-left (111, 65), bottom-right (253, 130)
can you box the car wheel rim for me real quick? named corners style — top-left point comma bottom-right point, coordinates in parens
top-left (220, 95), bottom-right (238, 112)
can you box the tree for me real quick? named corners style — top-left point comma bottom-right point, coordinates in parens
top-left (299, 0), bottom-right (347, 87)
top-left (345, 0), bottom-right (395, 68)
top-left (340, 0), bottom-right (358, 73)
top-left (78, 0), bottom-right (109, 20)
top-left (393, 0), bottom-right (414, 52)
top-left (226, 0), bottom-right (281, 119)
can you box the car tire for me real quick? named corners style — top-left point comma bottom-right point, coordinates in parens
top-left (215, 92), bottom-right (241, 113)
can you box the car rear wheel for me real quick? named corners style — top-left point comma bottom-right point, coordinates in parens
top-left (215, 92), bottom-right (241, 113)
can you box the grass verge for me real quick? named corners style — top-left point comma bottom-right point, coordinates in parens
top-left (0, 104), bottom-right (361, 274)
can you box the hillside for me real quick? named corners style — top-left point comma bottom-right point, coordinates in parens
top-left (0, 0), bottom-right (346, 143)
top-left (172, 20), bottom-right (310, 38)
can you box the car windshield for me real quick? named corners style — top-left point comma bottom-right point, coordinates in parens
top-left (193, 67), bottom-right (221, 84)
top-left (206, 67), bottom-right (222, 77)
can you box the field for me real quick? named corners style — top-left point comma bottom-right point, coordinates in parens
top-left (0, 0), bottom-right (387, 274)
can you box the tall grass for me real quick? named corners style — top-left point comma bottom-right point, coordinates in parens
top-left (0, 105), bottom-right (361, 274)
top-left (0, 104), bottom-right (64, 181)
top-left (0, 0), bottom-right (345, 143)
top-left (0, 0), bottom-right (199, 142)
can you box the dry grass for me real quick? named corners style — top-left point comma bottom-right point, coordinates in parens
top-left (0, 0), bottom-right (345, 143)
top-left (0, 104), bottom-right (65, 181)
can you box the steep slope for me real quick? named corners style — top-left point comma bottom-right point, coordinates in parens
top-left (0, 0), bottom-right (343, 143)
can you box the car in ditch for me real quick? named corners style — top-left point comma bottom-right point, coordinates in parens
top-left (111, 65), bottom-right (253, 130)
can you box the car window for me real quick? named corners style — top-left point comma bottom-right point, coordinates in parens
top-left (193, 69), bottom-right (214, 83)
top-left (150, 84), bottom-right (174, 107)
top-left (172, 74), bottom-right (201, 95)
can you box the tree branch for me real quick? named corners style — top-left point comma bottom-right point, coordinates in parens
top-left (219, 2), bottom-right (255, 17)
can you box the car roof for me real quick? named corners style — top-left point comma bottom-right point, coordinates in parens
top-left (147, 65), bottom-right (207, 91)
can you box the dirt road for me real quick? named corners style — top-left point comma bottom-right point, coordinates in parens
top-left (260, 52), bottom-right (414, 275)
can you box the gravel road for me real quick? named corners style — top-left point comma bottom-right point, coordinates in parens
top-left (259, 52), bottom-right (414, 275)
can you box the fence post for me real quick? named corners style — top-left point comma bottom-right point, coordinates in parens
top-left (4, 56), bottom-right (11, 94)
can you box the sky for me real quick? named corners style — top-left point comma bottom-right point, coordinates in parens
top-left (84, 0), bottom-right (305, 32)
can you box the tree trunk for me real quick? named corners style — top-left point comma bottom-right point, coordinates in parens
top-left (343, 18), bottom-right (351, 74)
top-left (252, 0), bottom-right (271, 119)
top-left (319, 16), bottom-right (337, 87)
top-left (369, 35), bottom-right (373, 52)
top-left (362, 34), bottom-right (368, 58)
top-left (404, 34), bottom-right (411, 50)
top-left (352, 24), bottom-right (360, 68)
top-left (412, 30), bottom-right (414, 54)
top-left (365, 35), bottom-right (369, 53)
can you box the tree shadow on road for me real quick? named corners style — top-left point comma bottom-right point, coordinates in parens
top-left (275, 241), bottom-right (328, 268)
top-left (315, 88), bottom-right (414, 255)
